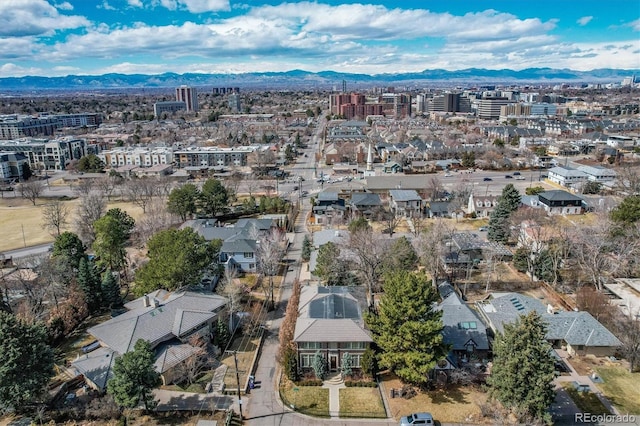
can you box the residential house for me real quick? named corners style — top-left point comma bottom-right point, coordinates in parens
top-left (537, 190), bottom-right (584, 215)
top-left (548, 166), bottom-right (588, 188)
top-left (293, 286), bottom-right (373, 374)
top-left (476, 292), bottom-right (621, 357)
top-left (437, 283), bottom-right (490, 365)
top-left (313, 191), bottom-right (346, 225)
top-left (72, 290), bottom-right (227, 390)
top-left (576, 165), bottom-right (616, 183)
top-left (466, 193), bottom-right (499, 218)
top-left (388, 189), bottom-right (423, 217)
top-left (182, 218), bottom-right (282, 272)
top-left (348, 192), bottom-right (382, 218)
top-left (382, 161), bottom-right (402, 174)
top-left (426, 201), bottom-right (452, 218)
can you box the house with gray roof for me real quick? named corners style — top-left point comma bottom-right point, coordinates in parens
top-left (537, 190), bottom-right (584, 215)
top-left (72, 290), bottom-right (227, 390)
top-left (294, 286), bottom-right (372, 374)
top-left (389, 189), bottom-right (423, 217)
top-left (476, 292), bottom-right (621, 357)
top-left (436, 283), bottom-right (489, 365)
top-left (348, 192), bottom-right (382, 218)
top-left (548, 166), bottom-right (588, 188)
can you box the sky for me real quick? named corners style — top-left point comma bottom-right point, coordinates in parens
top-left (0, 0), bottom-right (638, 77)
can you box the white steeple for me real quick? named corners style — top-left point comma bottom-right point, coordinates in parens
top-left (366, 142), bottom-right (373, 171)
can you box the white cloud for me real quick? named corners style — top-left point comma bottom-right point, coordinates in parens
top-left (628, 19), bottom-right (640, 31)
top-left (0, 63), bottom-right (42, 78)
top-left (127, 0), bottom-right (143, 7)
top-left (55, 2), bottom-right (73, 10)
top-left (0, 0), bottom-right (89, 37)
top-left (98, 1), bottom-right (116, 11)
top-left (577, 16), bottom-right (593, 26)
top-left (179, 0), bottom-right (230, 13)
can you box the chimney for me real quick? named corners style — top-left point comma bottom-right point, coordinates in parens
top-left (143, 295), bottom-right (150, 307)
top-left (151, 298), bottom-right (159, 308)
top-left (546, 303), bottom-right (554, 314)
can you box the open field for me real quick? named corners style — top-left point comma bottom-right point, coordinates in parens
top-left (381, 372), bottom-right (489, 423)
top-left (0, 197), bottom-right (144, 252)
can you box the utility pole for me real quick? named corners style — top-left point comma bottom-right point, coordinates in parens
top-left (228, 350), bottom-right (243, 419)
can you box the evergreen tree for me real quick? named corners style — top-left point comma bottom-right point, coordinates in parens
top-left (167, 183), bottom-right (200, 221)
top-left (0, 312), bottom-right (54, 411)
top-left (214, 318), bottom-right (231, 350)
top-left (283, 347), bottom-right (299, 382)
top-left (340, 352), bottom-right (353, 378)
top-left (301, 235), bottom-right (312, 262)
top-left (610, 195), bottom-right (640, 225)
top-left (92, 209), bottom-right (135, 271)
top-left (360, 346), bottom-right (378, 378)
top-left (134, 228), bottom-right (221, 296)
top-left (487, 185), bottom-right (520, 243)
top-left (77, 257), bottom-right (102, 313)
top-left (312, 350), bottom-right (327, 380)
top-left (381, 236), bottom-right (418, 274)
top-left (365, 271), bottom-right (448, 385)
top-left (107, 339), bottom-right (161, 411)
top-left (313, 242), bottom-right (350, 285)
top-left (200, 178), bottom-right (229, 216)
top-left (487, 311), bottom-right (555, 423)
top-left (101, 270), bottom-right (122, 309)
top-left (52, 231), bottom-right (86, 271)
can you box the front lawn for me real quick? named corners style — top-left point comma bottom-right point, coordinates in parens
top-left (381, 372), bottom-right (488, 424)
top-left (562, 383), bottom-right (609, 415)
top-left (595, 366), bottom-right (640, 415)
top-left (280, 378), bottom-right (330, 417)
top-left (339, 387), bottom-right (387, 418)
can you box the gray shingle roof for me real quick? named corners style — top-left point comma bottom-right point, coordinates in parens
top-left (477, 293), bottom-right (621, 348)
top-left (89, 291), bottom-right (227, 355)
top-left (71, 346), bottom-right (116, 391)
top-left (389, 189), bottom-right (422, 202)
top-left (437, 283), bottom-right (490, 351)
top-left (538, 190), bottom-right (583, 202)
top-left (350, 192), bottom-right (382, 207)
top-left (294, 286), bottom-right (372, 343)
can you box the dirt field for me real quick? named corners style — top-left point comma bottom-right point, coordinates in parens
top-left (0, 197), bottom-right (144, 252)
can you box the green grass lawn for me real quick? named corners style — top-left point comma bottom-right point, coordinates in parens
top-left (280, 380), bottom-right (330, 417)
top-left (562, 383), bottom-right (610, 415)
top-left (595, 366), bottom-right (640, 415)
top-left (339, 387), bottom-right (387, 418)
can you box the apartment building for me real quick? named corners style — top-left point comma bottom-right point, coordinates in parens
top-left (0, 152), bottom-right (29, 181)
top-left (48, 113), bottom-right (102, 128)
top-left (0, 115), bottom-right (59, 140)
top-left (153, 101), bottom-right (186, 117)
top-left (0, 137), bottom-right (87, 170)
top-left (329, 92), bottom-right (410, 119)
top-left (175, 85), bottom-right (198, 112)
top-left (173, 146), bottom-right (257, 168)
top-left (98, 147), bottom-right (173, 168)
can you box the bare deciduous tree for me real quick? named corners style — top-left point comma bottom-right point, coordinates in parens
top-left (124, 177), bottom-right (160, 213)
top-left (615, 164), bottom-right (640, 196)
top-left (220, 268), bottom-right (247, 331)
top-left (41, 200), bottom-right (70, 236)
top-left (74, 178), bottom-right (96, 197)
top-left (616, 311), bottom-right (640, 373)
top-left (568, 216), bottom-right (615, 291)
top-left (414, 219), bottom-right (453, 287)
top-left (75, 193), bottom-right (107, 245)
top-left (174, 335), bottom-right (211, 385)
top-left (20, 179), bottom-right (45, 205)
top-left (96, 174), bottom-right (122, 201)
top-left (135, 197), bottom-right (176, 244)
top-left (256, 228), bottom-right (286, 310)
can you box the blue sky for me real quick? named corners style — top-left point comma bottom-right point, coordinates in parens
top-left (0, 0), bottom-right (638, 77)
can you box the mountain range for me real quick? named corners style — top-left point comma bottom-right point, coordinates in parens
top-left (0, 68), bottom-right (637, 92)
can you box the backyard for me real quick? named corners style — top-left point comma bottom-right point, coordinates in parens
top-left (595, 366), bottom-right (640, 415)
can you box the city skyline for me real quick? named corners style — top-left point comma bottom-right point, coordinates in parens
top-left (1, 0), bottom-right (638, 78)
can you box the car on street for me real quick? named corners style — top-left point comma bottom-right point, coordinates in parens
top-left (513, 171), bottom-right (521, 175)
top-left (505, 175), bottom-right (512, 179)
top-left (444, 172), bottom-right (452, 177)
top-left (515, 175), bottom-right (526, 180)
top-left (400, 412), bottom-right (434, 425)
top-left (479, 226), bottom-right (488, 231)
top-left (483, 177), bottom-right (492, 181)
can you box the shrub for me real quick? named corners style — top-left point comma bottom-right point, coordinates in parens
top-left (295, 379), bottom-right (323, 386)
top-left (344, 380), bottom-right (377, 387)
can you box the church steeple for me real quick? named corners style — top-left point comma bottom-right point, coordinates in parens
top-left (366, 142), bottom-right (373, 171)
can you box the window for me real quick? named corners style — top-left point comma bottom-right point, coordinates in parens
top-left (243, 252), bottom-right (254, 258)
top-left (300, 354), bottom-right (314, 368)
top-left (459, 322), bottom-right (477, 330)
top-left (341, 342), bottom-right (366, 350)
top-left (299, 342), bottom-right (321, 350)
top-left (351, 354), bottom-right (362, 368)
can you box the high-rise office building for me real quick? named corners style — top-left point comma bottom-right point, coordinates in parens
top-left (175, 85), bottom-right (198, 112)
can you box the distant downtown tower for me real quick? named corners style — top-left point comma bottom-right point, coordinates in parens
top-left (175, 85), bottom-right (198, 112)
